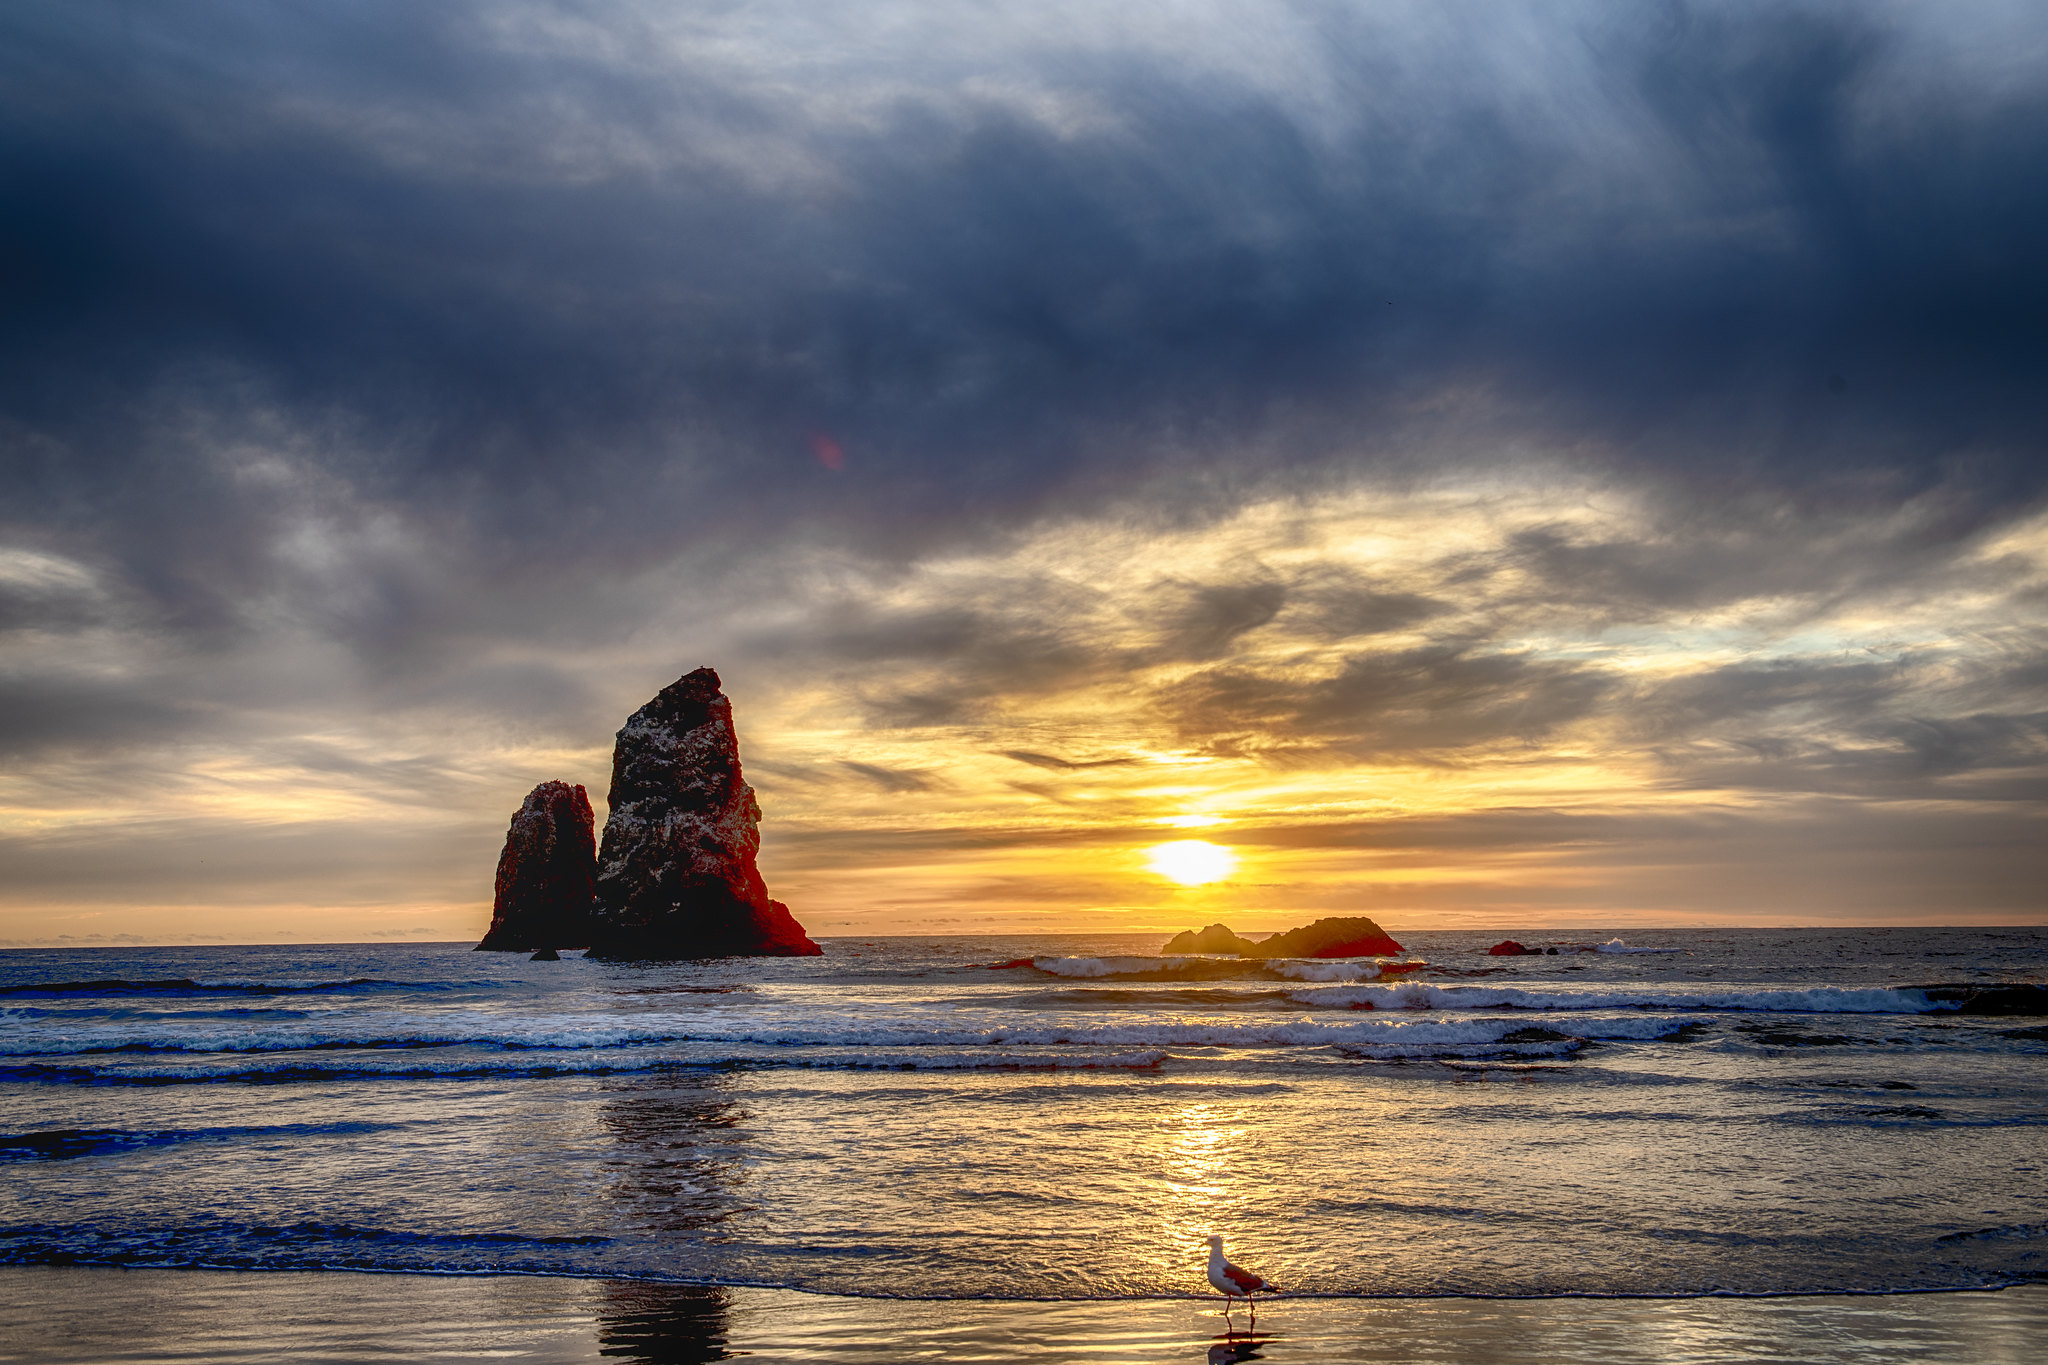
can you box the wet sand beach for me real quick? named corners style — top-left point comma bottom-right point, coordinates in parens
top-left (2, 1268), bottom-right (2042, 1364)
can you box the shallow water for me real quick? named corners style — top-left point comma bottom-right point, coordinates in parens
top-left (1, 929), bottom-right (2044, 1297)
top-left (4, 1268), bottom-right (2045, 1364)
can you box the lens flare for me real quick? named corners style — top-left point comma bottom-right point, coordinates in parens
top-left (1145, 840), bottom-right (1235, 886)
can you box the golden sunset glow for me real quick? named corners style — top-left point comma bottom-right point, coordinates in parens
top-left (6, 476), bottom-right (2046, 945)
top-left (1145, 840), bottom-right (1236, 886)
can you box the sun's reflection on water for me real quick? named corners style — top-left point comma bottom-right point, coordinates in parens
top-left (1155, 1101), bottom-right (1248, 1282)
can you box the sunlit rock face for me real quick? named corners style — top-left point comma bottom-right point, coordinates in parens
top-left (587, 667), bottom-right (821, 959)
top-left (475, 781), bottom-right (596, 951)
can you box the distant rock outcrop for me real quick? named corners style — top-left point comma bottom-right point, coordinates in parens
top-left (1252, 916), bottom-right (1403, 959)
top-left (1164, 923), bottom-right (1262, 954)
top-left (475, 781), bottom-right (596, 951)
top-left (585, 667), bottom-right (821, 959)
top-left (1161, 915), bottom-right (1404, 959)
top-left (1488, 939), bottom-right (1537, 956)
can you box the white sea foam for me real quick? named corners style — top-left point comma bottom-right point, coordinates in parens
top-left (1033, 956), bottom-right (1177, 977)
top-left (0, 1008), bottom-right (1697, 1058)
top-left (1273, 960), bottom-right (1385, 982)
top-left (1594, 939), bottom-right (1681, 954)
top-left (580, 1012), bottom-right (1684, 1050)
top-left (5, 1046), bottom-right (1172, 1082)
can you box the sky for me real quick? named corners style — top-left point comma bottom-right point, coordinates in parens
top-left (2, 0), bottom-right (2045, 945)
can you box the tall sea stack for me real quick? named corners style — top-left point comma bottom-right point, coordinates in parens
top-left (585, 667), bottom-right (821, 959)
top-left (475, 780), bottom-right (596, 951)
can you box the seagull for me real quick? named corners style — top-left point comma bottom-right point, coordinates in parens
top-left (1205, 1234), bottom-right (1279, 1331)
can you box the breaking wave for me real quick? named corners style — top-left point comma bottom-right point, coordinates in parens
top-left (3, 933), bottom-right (2043, 1299)
top-left (1025, 955), bottom-right (1415, 983)
top-left (0, 1009), bottom-right (1691, 1068)
top-left (0, 1046), bottom-right (1170, 1085)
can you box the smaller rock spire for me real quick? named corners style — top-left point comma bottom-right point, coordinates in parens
top-left (475, 780), bottom-right (596, 951)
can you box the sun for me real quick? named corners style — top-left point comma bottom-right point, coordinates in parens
top-left (1145, 840), bottom-right (1236, 886)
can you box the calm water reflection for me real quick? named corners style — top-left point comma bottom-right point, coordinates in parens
top-left (599, 1073), bottom-right (752, 1246)
top-left (587, 1075), bottom-right (751, 1361)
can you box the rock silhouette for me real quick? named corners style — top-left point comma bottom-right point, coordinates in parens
top-left (475, 781), bottom-right (596, 951)
top-left (1162, 915), bottom-right (1403, 959)
top-left (586, 667), bottom-right (821, 959)
top-left (1488, 939), bottom-right (1538, 956)
top-left (1164, 923), bottom-right (1261, 954)
top-left (1253, 916), bottom-right (1403, 958)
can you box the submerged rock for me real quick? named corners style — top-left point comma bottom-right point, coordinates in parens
top-left (1160, 915), bottom-right (1404, 959)
top-left (586, 667), bottom-right (821, 959)
top-left (1915, 984), bottom-right (2048, 1016)
top-left (475, 781), bottom-right (596, 951)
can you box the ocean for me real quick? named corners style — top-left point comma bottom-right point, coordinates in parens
top-left (2, 929), bottom-right (2043, 1304)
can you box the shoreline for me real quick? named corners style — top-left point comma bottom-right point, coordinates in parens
top-left (4, 1257), bottom-right (2043, 1302)
top-left (2, 1266), bottom-right (2042, 1364)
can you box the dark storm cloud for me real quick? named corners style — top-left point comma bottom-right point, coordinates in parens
top-left (0, 563), bottom-right (107, 633)
top-left (1, 0), bottom-right (2045, 854)
top-left (1151, 578), bottom-right (1289, 659)
top-left (1489, 497), bottom-right (2013, 626)
top-left (1284, 571), bottom-right (1450, 642)
top-left (1648, 708), bottom-right (2048, 800)
top-left (5, 1), bottom-right (2044, 578)
top-left (0, 671), bottom-right (203, 759)
top-left (1630, 658), bottom-right (1900, 738)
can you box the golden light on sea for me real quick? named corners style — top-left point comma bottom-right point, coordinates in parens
top-left (1145, 840), bottom-right (1235, 886)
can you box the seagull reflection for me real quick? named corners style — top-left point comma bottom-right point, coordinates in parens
top-left (597, 1280), bottom-right (736, 1364)
top-left (591, 1074), bottom-right (751, 1362)
top-left (599, 1075), bottom-right (750, 1237)
top-left (1207, 1334), bottom-right (1270, 1363)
